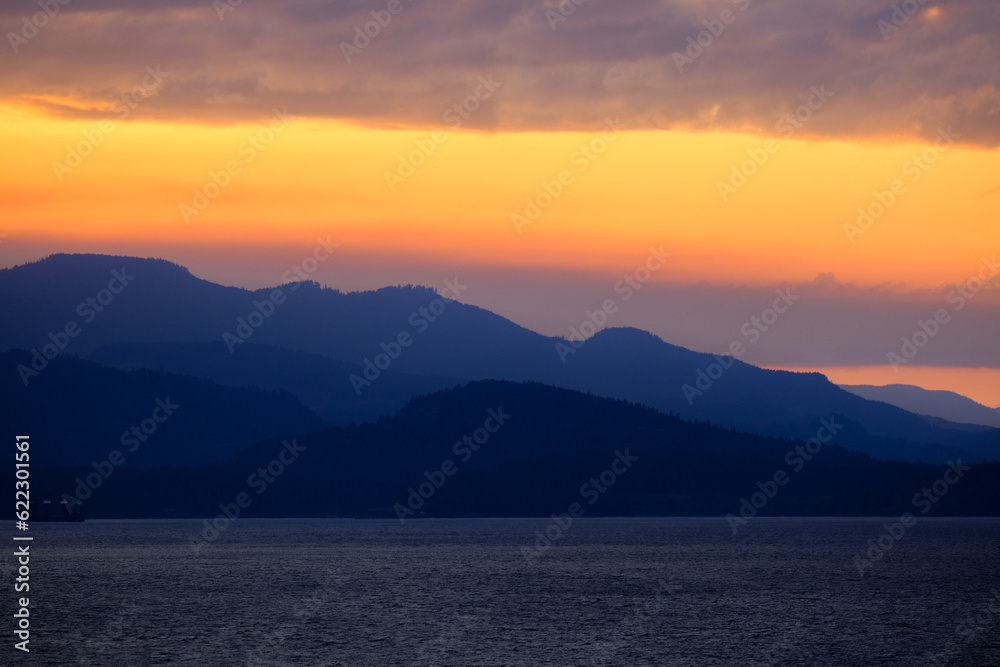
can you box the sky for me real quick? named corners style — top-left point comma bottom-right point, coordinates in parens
top-left (1, 0), bottom-right (998, 405)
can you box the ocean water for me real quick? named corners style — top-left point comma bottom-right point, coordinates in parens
top-left (9, 517), bottom-right (1000, 666)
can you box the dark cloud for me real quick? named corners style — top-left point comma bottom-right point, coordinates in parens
top-left (1, 0), bottom-right (997, 143)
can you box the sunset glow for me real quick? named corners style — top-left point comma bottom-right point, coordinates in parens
top-left (1, 0), bottom-right (997, 403)
top-left (3, 107), bottom-right (999, 289)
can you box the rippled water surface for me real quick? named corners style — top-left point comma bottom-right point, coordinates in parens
top-left (10, 518), bottom-right (1000, 666)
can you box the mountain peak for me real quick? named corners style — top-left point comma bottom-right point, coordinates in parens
top-left (28, 253), bottom-right (189, 274)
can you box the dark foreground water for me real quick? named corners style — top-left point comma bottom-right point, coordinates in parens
top-left (7, 518), bottom-right (1000, 666)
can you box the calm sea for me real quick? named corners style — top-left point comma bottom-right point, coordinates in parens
top-left (9, 518), bottom-right (1000, 666)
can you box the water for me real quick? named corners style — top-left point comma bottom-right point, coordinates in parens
top-left (9, 518), bottom-right (1000, 666)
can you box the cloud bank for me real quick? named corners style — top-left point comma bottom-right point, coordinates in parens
top-left (1, 0), bottom-right (997, 145)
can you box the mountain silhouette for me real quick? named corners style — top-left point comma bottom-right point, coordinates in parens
top-left (841, 384), bottom-right (1000, 429)
top-left (0, 350), bottom-right (325, 469)
top-left (2, 253), bottom-right (997, 463)
top-left (19, 380), bottom-right (1000, 519)
top-left (88, 341), bottom-right (460, 426)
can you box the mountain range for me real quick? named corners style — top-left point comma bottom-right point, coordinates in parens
top-left (841, 384), bottom-right (1000, 429)
top-left (0, 350), bottom-right (324, 469)
top-left (2, 253), bottom-right (997, 464)
top-left (18, 380), bottom-right (1000, 519)
top-left (2, 253), bottom-right (999, 518)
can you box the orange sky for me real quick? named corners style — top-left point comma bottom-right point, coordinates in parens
top-left (773, 366), bottom-right (1000, 410)
top-left (3, 105), bottom-right (998, 288)
top-left (2, 104), bottom-right (999, 405)
top-left (1, 0), bottom-right (998, 407)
